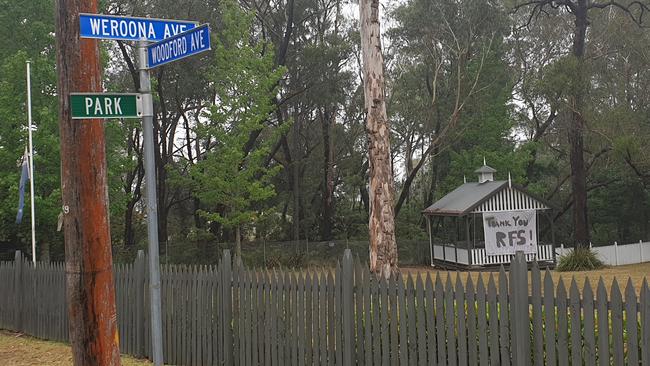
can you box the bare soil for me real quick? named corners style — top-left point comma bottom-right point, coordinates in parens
top-left (0, 330), bottom-right (151, 366)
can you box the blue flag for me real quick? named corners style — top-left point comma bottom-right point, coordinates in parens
top-left (16, 149), bottom-right (29, 224)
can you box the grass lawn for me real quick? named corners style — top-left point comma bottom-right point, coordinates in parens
top-left (402, 261), bottom-right (650, 296)
top-left (0, 330), bottom-right (151, 366)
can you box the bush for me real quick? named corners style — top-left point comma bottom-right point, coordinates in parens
top-left (556, 247), bottom-right (605, 271)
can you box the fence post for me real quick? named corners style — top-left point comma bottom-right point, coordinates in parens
top-left (135, 250), bottom-right (146, 357)
top-left (614, 241), bottom-right (618, 266)
top-left (222, 249), bottom-right (233, 365)
top-left (511, 251), bottom-right (530, 366)
top-left (639, 240), bottom-right (643, 263)
top-left (13, 250), bottom-right (23, 332)
top-left (341, 249), bottom-right (354, 365)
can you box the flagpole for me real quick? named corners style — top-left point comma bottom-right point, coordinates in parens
top-left (26, 61), bottom-right (36, 264)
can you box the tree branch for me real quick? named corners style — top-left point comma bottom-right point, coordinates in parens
top-left (589, 1), bottom-right (650, 25)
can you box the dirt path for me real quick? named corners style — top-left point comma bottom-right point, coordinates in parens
top-left (0, 330), bottom-right (150, 366)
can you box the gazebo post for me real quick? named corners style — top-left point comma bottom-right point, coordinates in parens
top-left (547, 211), bottom-right (557, 265)
top-left (443, 217), bottom-right (448, 262)
top-left (426, 215), bottom-right (433, 266)
top-left (472, 213), bottom-right (478, 264)
top-left (465, 215), bottom-right (471, 266)
top-left (454, 216), bottom-right (459, 263)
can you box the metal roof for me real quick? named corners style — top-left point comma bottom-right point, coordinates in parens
top-left (423, 180), bottom-right (551, 216)
top-left (474, 165), bottom-right (497, 173)
top-left (423, 181), bottom-right (507, 216)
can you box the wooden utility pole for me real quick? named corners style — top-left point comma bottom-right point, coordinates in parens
top-left (55, 0), bottom-right (121, 364)
top-left (359, 0), bottom-right (398, 278)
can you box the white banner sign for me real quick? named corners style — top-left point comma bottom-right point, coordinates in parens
top-left (483, 210), bottom-right (537, 255)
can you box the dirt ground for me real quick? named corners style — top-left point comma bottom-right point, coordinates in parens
top-left (0, 330), bottom-right (151, 366)
top-left (401, 261), bottom-right (650, 296)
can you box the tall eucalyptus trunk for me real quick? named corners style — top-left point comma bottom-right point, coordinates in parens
top-left (360, 0), bottom-right (398, 277)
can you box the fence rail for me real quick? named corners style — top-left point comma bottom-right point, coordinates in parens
top-left (1, 250), bottom-right (650, 365)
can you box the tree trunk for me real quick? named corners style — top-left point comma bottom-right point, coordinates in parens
top-left (405, 136), bottom-right (414, 177)
top-left (403, 135), bottom-right (414, 205)
top-left (124, 201), bottom-right (136, 247)
top-left (235, 225), bottom-right (242, 259)
top-left (292, 110), bottom-right (301, 242)
top-left (424, 150), bottom-right (439, 208)
top-left (157, 201), bottom-right (169, 255)
top-left (320, 107), bottom-right (335, 241)
top-left (54, 0), bottom-right (121, 364)
top-left (40, 238), bottom-right (50, 263)
top-left (153, 111), bottom-right (170, 256)
top-left (123, 155), bottom-right (142, 248)
top-left (360, 0), bottom-right (398, 277)
top-left (569, 0), bottom-right (590, 247)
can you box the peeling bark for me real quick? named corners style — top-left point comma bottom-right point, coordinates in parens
top-left (360, 0), bottom-right (398, 278)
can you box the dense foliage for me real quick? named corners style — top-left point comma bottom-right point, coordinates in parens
top-left (0, 0), bottom-right (648, 265)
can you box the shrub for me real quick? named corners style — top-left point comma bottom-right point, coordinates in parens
top-left (556, 247), bottom-right (605, 271)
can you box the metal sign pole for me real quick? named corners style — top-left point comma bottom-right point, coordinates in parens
top-left (138, 39), bottom-right (164, 366)
top-left (26, 61), bottom-right (36, 264)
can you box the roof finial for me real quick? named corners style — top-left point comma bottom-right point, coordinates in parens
top-left (483, 156), bottom-right (486, 166)
top-left (508, 172), bottom-right (512, 188)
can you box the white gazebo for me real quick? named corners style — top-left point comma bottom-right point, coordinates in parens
top-left (422, 164), bottom-right (556, 269)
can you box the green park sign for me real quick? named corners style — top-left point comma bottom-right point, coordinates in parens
top-left (70, 93), bottom-right (142, 119)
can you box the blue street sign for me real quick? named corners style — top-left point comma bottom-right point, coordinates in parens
top-left (146, 24), bottom-right (211, 68)
top-left (79, 13), bottom-right (197, 41)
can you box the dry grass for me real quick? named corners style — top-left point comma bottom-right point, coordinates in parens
top-left (0, 330), bottom-right (151, 366)
top-left (401, 261), bottom-right (650, 296)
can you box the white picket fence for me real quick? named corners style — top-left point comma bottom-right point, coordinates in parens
top-left (556, 240), bottom-right (650, 266)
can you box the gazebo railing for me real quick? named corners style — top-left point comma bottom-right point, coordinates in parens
top-left (432, 243), bottom-right (554, 266)
top-left (432, 244), bottom-right (470, 265)
top-left (471, 244), bottom-right (554, 265)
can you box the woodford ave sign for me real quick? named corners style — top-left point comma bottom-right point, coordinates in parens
top-left (147, 24), bottom-right (211, 68)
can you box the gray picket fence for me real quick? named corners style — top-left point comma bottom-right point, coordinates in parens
top-left (1, 249), bottom-right (650, 365)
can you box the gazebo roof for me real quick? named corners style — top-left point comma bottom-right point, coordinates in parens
top-left (474, 165), bottom-right (497, 173)
top-left (422, 180), bottom-right (550, 216)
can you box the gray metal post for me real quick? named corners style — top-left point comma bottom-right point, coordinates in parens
top-left (222, 250), bottom-right (233, 365)
top-left (26, 62), bottom-right (36, 264)
top-left (138, 40), bottom-right (164, 366)
top-left (135, 250), bottom-right (146, 357)
top-left (13, 251), bottom-right (23, 331)
top-left (341, 249), bottom-right (354, 365)
top-left (513, 251), bottom-right (530, 366)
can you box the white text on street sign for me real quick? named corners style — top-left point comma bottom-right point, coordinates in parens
top-left (146, 24), bottom-right (211, 68)
top-left (70, 93), bottom-right (142, 119)
top-left (79, 13), bottom-right (197, 41)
